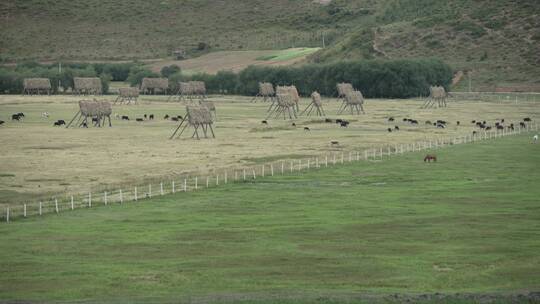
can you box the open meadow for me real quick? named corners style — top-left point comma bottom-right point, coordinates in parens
top-left (0, 94), bottom-right (538, 207)
top-left (1, 134), bottom-right (539, 303)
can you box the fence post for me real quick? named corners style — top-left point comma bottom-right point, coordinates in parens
top-left (252, 169), bottom-right (256, 179)
top-left (195, 177), bottom-right (198, 190)
top-left (307, 159), bottom-right (310, 170)
top-left (172, 181), bottom-right (175, 193)
top-left (119, 190), bottom-right (123, 204)
top-left (349, 152), bottom-right (352, 162)
top-left (379, 147), bottom-right (383, 160)
top-left (39, 201), bottom-right (42, 215)
top-left (243, 169), bottom-right (246, 180)
top-left (290, 161), bottom-right (294, 173)
top-left (341, 152), bottom-right (344, 164)
top-left (206, 176), bottom-right (209, 188)
top-left (298, 159), bottom-right (301, 171)
top-left (160, 182), bottom-right (164, 195)
top-left (184, 179), bottom-right (187, 192)
top-left (24, 204), bottom-right (27, 217)
top-left (235, 171), bottom-right (238, 181)
top-left (89, 192), bottom-right (92, 207)
top-left (401, 144), bottom-right (404, 154)
top-left (325, 155), bottom-right (328, 167)
top-left (271, 164), bottom-right (274, 176)
top-left (225, 172), bottom-right (228, 184)
top-left (6, 207), bottom-right (9, 223)
top-left (333, 154), bottom-right (336, 165)
top-left (71, 195), bottom-right (74, 209)
top-left (356, 151), bottom-right (360, 161)
top-left (281, 162), bottom-right (285, 174)
top-left (134, 187), bottom-right (138, 201)
top-left (365, 150), bottom-right (368, 160)
top-left (55, 198), bottom-right (59, 213)
top-left (148, 184), bottom-right (152, 198)
top-left (216, 174), bottom-right (219, 186)
top-left (104, 192), bottom-right (108, 205)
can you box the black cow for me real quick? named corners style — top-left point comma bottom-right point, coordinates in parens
top-left (136, 118), bottom-right (144, 122)
top-left (336, 119), bottom-right (343, 124)
top-left (403, 118), bottom-right (408, 122)
top-left (485, 126), bottom-right (492, 131)
top-left (0, 120), bottom-right (4, 125)
top-left (387, 128), bottom-right (392, 132)
top-left (11, 114), bottom-right (21, 121)
top-left (388, 117), bottom-right (394, 122)
top-left (394, 126), bottom-right (399, 130)
top-left (520, 122), bottom-right (526, 128)
top-left (340, 121), bottom-right (349, 127)
top-left (325, 118), bottom-right (333, 123)
top-left (330, 141), bottom-right (339, 146)
top-left (471, 120), bottom-right (476, 124)
top-left (410, 120), bottom-right (418, 125)
top-left (144, 114), bottom-right (147, 119)
top-left (436, 124), bottom-right (445, 129)
top-left (524, 117), bottom-right (531, 122)
top-left (472, 131), bottom-right (477, 135)
top-left (456, 121), bottom-right (460, 126)
top-left (149, 114), bottom-right (154, 120)
top-left (436, 120), bottom-right (446, 125)
top-left (121, 116), bottom-right (129, 120)
top-left (16, 112), bottom-right (24, 117)
top-left (496, 125), bottom-right (504, 130)
top-left (164, 114), bottom-right (170, 120)
top-left (261, 120), bottom-right (268, 125)
top-left (171, 117), bottom-right (179, 122)
top-left (177, 115), bottom-right (183, 119)
top-left (82, 122), bottom-right (88, 128)
top-left (304, 127), bottom-right (310, 131)
top-left (292, 122), bottom-right (296, 127)
top-left (53, 120), bottom-right (66, 126)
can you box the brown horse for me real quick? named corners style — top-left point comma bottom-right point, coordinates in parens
top-left (424, 154), bottom-right (437, 162)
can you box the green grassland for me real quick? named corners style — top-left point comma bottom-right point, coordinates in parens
top-left (255, 48), bottom-right (321, 62)
top-left (1, 134), bottom-right (539, 303)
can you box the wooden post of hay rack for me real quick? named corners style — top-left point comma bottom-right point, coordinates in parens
top-left (170, 105), bottom-right (216, 140)
top-left (421, 86), bottom-right (447, 109)
top-left (114, 87), bottom-right (139, 105)
top-left (337, 90), bottom-right (365, 115)
top-left (73, 77), bottom-right (102, 95)
top-left (251, 82), bottom-right (275, 103)
top-left (23, 78), bottom-right (52, 95)
top-left (300, 91), bottom-right (326, 117)
top-left (140, 77), bottom-right (169, 95)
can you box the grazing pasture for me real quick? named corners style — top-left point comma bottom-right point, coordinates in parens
top-left (0, 134), bottom-right (539, 303)
top-left (0, 94), bottom-right (538, 206)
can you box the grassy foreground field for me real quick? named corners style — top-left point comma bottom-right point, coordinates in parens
top-left (1, 134), bottom-right (539, 303)
top-left (0, 95), bottom-right (538, 207)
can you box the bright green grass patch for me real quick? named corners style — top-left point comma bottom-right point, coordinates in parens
top-left (256, 48), bottom-right (321, 61)
top-left (0, 134), bottom-right (539, 303)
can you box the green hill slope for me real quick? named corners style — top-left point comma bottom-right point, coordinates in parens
top-left (311, 0), bottom-right (540, 90)
top-left (1, 0), bottom-right (539, 89)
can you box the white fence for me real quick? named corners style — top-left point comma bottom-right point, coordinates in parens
top-left (2, 123), bottom-right (538, 223)
top-left (449, 91), bottom-right (540, 103)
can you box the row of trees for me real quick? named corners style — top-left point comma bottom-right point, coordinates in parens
top-left (1, 58), bottom-right (452, 98)
top-left (168, 58), bottom-right (452, 98)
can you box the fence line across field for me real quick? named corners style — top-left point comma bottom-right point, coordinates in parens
top-left (3, 123), bottom-right (538, 223)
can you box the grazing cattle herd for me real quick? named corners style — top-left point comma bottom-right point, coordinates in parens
top-left (0, 88), bottom-right (536, 160)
